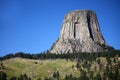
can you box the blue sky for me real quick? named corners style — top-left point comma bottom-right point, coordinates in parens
top-left (0, 0), bottom-right (120, 56)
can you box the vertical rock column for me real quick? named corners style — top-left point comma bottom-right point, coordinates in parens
top-left (50, 10), bottom-right (108, 54)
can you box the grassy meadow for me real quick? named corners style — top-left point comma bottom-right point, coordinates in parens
top-left (0, 58), bottom-right (80, 80)
top-left (0, 52), bottom-right (120, 80)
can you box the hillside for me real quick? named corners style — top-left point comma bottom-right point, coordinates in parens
top-left (0, 51), bottom-right (120, 80)
top-left (0, 58), bottom-right (79, 80)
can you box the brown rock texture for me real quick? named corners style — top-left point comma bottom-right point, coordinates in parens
top-left (50, 10), bottom-right (111, 54)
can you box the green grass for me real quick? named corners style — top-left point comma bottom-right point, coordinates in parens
top-left (0, 57), bottom-right (115, 80)
top-left (0, 58), bottom-right (79, 80)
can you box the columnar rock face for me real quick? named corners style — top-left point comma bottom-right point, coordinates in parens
top-left (50, 10), bottom-right (110, 54)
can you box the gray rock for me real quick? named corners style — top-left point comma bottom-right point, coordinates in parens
top-left (50, 10), bottom-right (112, 54)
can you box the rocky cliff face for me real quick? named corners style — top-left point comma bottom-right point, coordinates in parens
top-left (50, 10), bottom-right (111, 54)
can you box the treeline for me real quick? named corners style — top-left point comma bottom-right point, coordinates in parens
top-left (0, 50), bottom-right (120, 61)
top-left (1, 50), bottom-right (120, 80)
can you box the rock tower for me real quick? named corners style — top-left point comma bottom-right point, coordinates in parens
top-left (50, 10), bottom-right (111, 54)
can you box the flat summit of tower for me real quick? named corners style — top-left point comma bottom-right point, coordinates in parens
top-left (50, 10), bottom-right (113, 54)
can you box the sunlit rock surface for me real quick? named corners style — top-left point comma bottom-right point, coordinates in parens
top-left (50, 10), bottom-right (111, 54)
